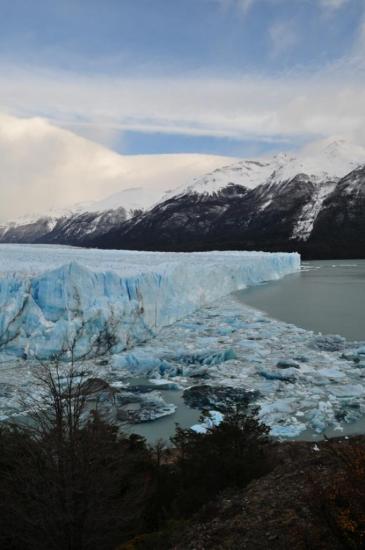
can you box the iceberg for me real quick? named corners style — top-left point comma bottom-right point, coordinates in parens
top-left (191, 411), bottom-right (224, 434)
top-left (0, 245), bottom-right (300, 360)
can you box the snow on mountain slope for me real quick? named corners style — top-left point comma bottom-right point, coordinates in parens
top-left (165, 138), bottom-right (365, 199)
top-left (290, 180), bottom-right (337, 241)
top-left (105, 137), bottom-right (362, 255)
top-left (83, 187), bottom-right (149, 214)
top-left (0, 245), bottom-right (299, 359)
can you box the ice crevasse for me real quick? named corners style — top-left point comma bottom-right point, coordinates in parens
top-left (0, 246), bottom-right (300, 359)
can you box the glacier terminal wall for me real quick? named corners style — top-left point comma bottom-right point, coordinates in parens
top-left (0, 245), bottom-right (300, 359)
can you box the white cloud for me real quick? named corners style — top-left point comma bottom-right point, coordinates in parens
top-left (269, 19), bottom-right (299, 56)
top-left (0, 113), bottom-right (233, 221)
top-left (320, 0), bottom-right (349, 9)
top-left (210, 0), bottom-right (351, 11)
top-left (207, 0), bottom-right (254, 13)
top-left (0, 63), bottom-right (365, 147)
top-left (236, 0), bottom-right (254, 13)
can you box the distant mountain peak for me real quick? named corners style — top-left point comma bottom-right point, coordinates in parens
top-left (163, 137), bottom-right (365, 201)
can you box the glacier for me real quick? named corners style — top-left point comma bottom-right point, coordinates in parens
top-left (0, 245), bottom-right (300, 360)
top-left (1, 244), bottom-right (365, 441)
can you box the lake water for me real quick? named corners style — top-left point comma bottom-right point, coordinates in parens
top-left (123, 379), bottom-right (201, 443)
top-left (236, 260), bottom-right (365, 342)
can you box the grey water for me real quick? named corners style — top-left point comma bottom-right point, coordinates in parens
top-left (124, 387), bottom-right (201, 444)
top-left (236, 260), bottom-right (365, 342)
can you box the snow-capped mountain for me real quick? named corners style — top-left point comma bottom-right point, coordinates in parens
top-left (0, 204), bottom-right (131, 246)
top-left (164, 138), bottom-right (365, 199)
top-left (0, 150), bottom-right (244, 242)
top-left (1, 138), bottom-right (364, 258)
top-left (87, 138), bottom-right (365, 259)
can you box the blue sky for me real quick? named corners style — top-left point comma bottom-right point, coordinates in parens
top-left (0, 0), bottom-right (364, 156)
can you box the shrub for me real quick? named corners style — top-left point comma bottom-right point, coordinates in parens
top-left (169, 406), bottom-right (273, 516)
top-left (0, 364), bottom-right (155, 550)
top-left (311, 440), bottom-right (365, 549)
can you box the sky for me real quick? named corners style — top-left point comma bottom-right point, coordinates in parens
top-left (1, 0), bottom-right (365, 220)
top-left (1, 0), bottom-right (365, 156)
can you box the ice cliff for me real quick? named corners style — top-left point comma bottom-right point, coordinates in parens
top-left (0, 245), bottom-right (300, 359)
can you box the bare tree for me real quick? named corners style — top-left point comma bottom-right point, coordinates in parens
top-left (0, 360), bottom-right (155, 550)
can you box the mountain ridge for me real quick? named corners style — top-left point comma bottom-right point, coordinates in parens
top-left (1, 138), bottom-right (364, 259)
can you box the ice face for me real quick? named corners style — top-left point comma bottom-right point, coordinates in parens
top-left (0, 245), bottom-right (300, 360)
top-left (0, 260), bottom-right (364, 439)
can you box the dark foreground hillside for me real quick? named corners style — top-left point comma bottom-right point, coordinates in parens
top-left (164, 437), bottom-right (365, 550)
top-left (0, 365), bottom-right (364, 550)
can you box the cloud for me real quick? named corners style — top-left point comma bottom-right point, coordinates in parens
top-left (0, 61), bottom-right (365, 148)
top-left (210, 0), bottom-right (351, 11)
top-left (320, 0), bottom-right (349, 9)
top-left (207, 0), bottom-right (254, 13)
top-left (269, 19), bottom-right (299, 56)
top-left (234, 0), bottom-right (254, 13)
top-left (0, 113), bottom-right (233, 222)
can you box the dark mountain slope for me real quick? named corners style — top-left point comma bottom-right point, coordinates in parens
top-left (309, 166), bottom-right (365, 258)
top-left (88, 168), bottom-right (365, 259)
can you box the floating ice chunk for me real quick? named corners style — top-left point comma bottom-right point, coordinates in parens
top-left (116, 390), bottom-right (177, 423)
top-left (308, 401), bottom-right (336, 432)
top-left (167, 349), bottom-right (236, 366)
top-left (216, 327), bottom-right (235, 336)
top-left (329, 384), bottom-right (364, 398)
top-left (149, 379), bottom-right (182, 390)
top-left (110, 381), bottom-right (127, 389)
top-left (276, 360), bottom-right (300, 369)
top-left (258, 367), bottom-right (298, 382)
top-left (270, 422), bottom-right (306, 438)
top-left (309, 335), bottom-right (346, 352)
top-left (112, 352), bottom-right (172, 375)
top-left (341, 345), bottom-right (365, 362)
top-left (259, 398), bottom-right (296, 416)
top-left (318, 368), bottom-right (346, 380)
top-left (294, 355), bottom-right (310, 363)
top-left (191, 410), bottom-right (224, 433)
